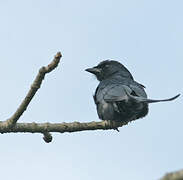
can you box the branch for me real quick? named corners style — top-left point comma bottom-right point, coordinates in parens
top-left (0, 121), bottom-right (127, 134)
top-left (5, 52), bottom-right (62, 128)
top-left (160, 169), bottom-right (183, 180)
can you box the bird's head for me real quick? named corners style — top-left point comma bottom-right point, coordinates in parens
top-left (85, 60), bottom-right (133, 81)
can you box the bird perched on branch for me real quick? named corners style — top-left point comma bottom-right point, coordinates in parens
top-left (86, 60), bottom-right (180, 123)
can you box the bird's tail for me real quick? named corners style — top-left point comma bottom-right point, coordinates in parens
top-left (126, 92), bottom-right (180, 103)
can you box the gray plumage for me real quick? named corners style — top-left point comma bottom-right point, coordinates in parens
top-left (86, 60), bottom-right (180, 123)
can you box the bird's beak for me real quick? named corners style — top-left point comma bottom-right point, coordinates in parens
top-left (85, 67), bottom-right (101, 74)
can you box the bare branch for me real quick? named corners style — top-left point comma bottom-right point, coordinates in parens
top-left (0, 121), bottom-right (128, 134)
top-left (5, 52), bottom-right (62, 128)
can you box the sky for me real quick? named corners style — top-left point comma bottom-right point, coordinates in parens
top-left (0, 0), bottom-right (182, 180)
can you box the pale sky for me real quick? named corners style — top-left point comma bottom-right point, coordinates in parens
top-left (0, 1), bottom-right (182, 180)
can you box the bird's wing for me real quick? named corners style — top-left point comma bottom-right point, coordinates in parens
top-left (103, 84), bottom-right (133, 102)
top-left (129, 84), bottom-right (147, 98)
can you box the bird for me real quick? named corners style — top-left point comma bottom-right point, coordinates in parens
top-left (85, 60), bottom-right (180, 123)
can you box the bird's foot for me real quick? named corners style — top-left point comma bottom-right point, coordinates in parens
top-left (108, 120), bottom-right (120, 132)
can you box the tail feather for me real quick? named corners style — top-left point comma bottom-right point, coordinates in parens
top-left (125, 90), bottom-right (180, 103)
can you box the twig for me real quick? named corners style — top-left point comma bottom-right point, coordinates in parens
top-left (4, 52), bottom-right (62, 128)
